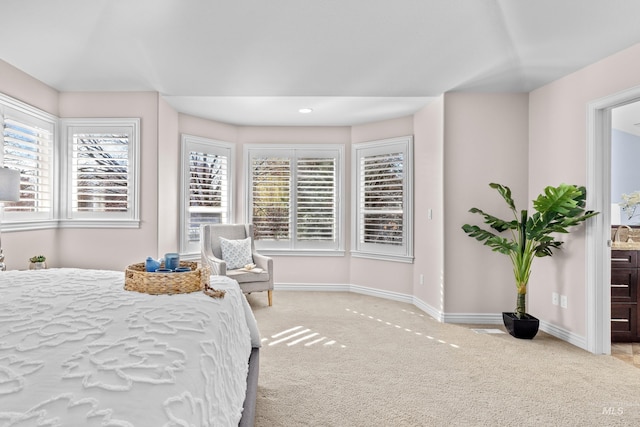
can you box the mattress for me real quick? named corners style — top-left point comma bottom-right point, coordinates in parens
top-left (0, 268), bottom-right (260, 426)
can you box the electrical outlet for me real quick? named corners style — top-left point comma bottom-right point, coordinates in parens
top-left (419, 274), bottom-right (424, 285)
top-left (552, 292), bottom-right (559, 306)
top-left (560, 295), bottom-right (568, 309)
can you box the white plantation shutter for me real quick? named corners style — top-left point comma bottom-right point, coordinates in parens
top-left (187, 151), bottom-right (228, 237)
top-left (247, 145), bottom-right (343, 252)
top-left (71, 133), bottom-right (129, 213)
top-left (180, 135), bottom-right (233, 254)
top-left (251, 156), bottom-right (291, 241)
top-left (353, 136), bottom-right (413, 262)
top-left (297, 156), bottom-right (336, 242)
top-left (2, 113), bottom-right (54, 218)
top-left (61, 119), bottom-right (140, 226)
top-left (360, 151), bottom-right (404, 245)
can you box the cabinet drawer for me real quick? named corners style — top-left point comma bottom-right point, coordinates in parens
top-left (611, 304), bottom-right (638, 342)
top-left (612, 250), bottom-right (638, 268)
top-left (611, 268), bottom-right (638, 302)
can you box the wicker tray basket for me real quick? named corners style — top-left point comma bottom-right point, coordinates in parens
top-left (124, 261), bottom-right (208, 295)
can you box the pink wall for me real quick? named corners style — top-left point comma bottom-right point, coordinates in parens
top-left (412, 97), bottom-right (445, 312)
top-left (444, 93), bottom-right (529, 314)
top-left (529, 42), bottom-right (640, 336)
top-left (237, 125), bottom-right (352, 286)
top-left (0, 60), bottom-right (60, 269)
top-left (0, 55), bottom-right (533, 318)
top-left (1, 89), bottom-right (162, 270)
top-left (157, 98), bottom-right (180, 256)
top-left (179, 114), bottom-right (238, 144)
top-left (57, 92), bottom-right (160, 270)
top-left (0, 59), bottom-right (58, 114)
top-left (350, 117), bottom-right (415, 295)
top-left (9, 37), bottom-right (640, 339)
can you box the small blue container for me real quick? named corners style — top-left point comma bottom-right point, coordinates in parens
top-left (165, 253), bottom-right (180, 270)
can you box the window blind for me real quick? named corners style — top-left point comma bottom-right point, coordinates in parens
top-left (360, 151), bottom-right (404, 246)
top-left (352, 135), bottom-right (413, 262)
top-left (296, 157), bottom-right (336, 241)
top-left (187, 150), bottom-right (228, 242)
top-left (71, 133), bottom-right (129, 213)
top-left (247, 145), bottom-right (343, 252)
top-left (2, 116), bottom-right (53, 214)
top-left (180, 135), bottom-right (233, 254)
top-left (251, 156), bottom-right (291, 241)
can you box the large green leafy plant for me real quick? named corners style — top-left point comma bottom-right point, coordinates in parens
top-left (462, 183), bottom-right (599, 319)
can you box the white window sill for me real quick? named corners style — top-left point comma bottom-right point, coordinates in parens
top-left (258, 249), bottom-right (346, 257)
top-left (350, 250), bottom-right (414, 264)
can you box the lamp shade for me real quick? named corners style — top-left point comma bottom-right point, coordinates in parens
top-left (0, 168), bottom-right (20, 202)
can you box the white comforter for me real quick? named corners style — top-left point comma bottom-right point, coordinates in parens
top-left (0, 268), bottom-right (259, 426)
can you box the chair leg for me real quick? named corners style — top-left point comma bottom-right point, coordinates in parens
top-left (268, 290), bottom-right (273, 307)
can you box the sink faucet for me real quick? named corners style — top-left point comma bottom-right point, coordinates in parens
top-left (614, 225), bottom-right (633, 243)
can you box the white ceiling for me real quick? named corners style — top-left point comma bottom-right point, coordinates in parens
top-left (3, 0), bottom-right (640, 126)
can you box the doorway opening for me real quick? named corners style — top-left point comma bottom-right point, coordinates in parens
top-left (609, 102), bottom-right (640, 361)
top-left (587, 85), bottom-right (640, 355)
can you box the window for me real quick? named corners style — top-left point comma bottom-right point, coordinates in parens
top-left (352, 136), bottom-right (413, 262)
top-left (0, 94), bottom-right (56, 227)
top-left (60, 118), bottom-right (140, 227)
top-left (180, 135), bottom-right (234, 254)
top-left (246, 145), bottom-right (344, 254)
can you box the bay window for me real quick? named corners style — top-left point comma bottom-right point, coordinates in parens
top-left (246, 144), bottom-right (344, 254)
top-left (180, 134), bottom-right (234, 254)
top-left (352, 136), bottom-right (413, 262)
top-left (0, 94), bottom-right (56, 228)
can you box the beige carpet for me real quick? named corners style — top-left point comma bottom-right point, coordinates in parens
top-left (246, 291), bottom-right (640, 426)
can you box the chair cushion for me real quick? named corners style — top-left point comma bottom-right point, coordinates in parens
top-left (219, 237), bottom-right (254, 270)
top-left (227, 269), bottom-right (270, 284)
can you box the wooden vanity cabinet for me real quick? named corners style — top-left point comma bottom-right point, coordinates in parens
top-left (611, 250), bottom-right (639, 341)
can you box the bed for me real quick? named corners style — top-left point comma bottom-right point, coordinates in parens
top-left (0, 268), bottom-right (261, 426)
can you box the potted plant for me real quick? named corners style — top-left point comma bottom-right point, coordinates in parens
top-left (29, 255), bottom-right (47, 270)
top-left (462, 183), bottom-right (599, 339)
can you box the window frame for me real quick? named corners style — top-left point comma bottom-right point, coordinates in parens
top-left (179, 134), bottom-right (235, 255)
top-left (59, 118), bottom-right (140, 228)
top-left (351, 135), bottom-right (414, 263)
top-left (0, 93), bottom-right (57, 230)
top-left (244, 143), bottom-right (345, 256)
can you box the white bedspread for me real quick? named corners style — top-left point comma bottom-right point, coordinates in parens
top-left (0, 268), bottom-right (258, 426)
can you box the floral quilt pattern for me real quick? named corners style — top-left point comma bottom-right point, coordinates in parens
top-left (0, 269), bottom-right (252, 426)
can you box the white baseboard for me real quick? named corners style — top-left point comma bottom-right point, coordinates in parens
top-left (273, 283), bottom-right (587, 350)
top-left (275, 283), bottom-right (350, 292)
top-left (539, 320), bottom-right (588, 351)
top-left (411, 297), bottom-right (444, 322)
top-left (349, 284), bottom-right (414, 304)
top-left (275, 283), bottom-right (455, 323)
top-left (442, 313), bottom-right (504, 325)
top-left (275, 282), bottom-right (413, 304)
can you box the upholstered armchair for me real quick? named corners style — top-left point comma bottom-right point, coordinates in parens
top-left (200, 223), bottom-right (273, 306)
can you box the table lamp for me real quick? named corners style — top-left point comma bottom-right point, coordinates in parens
top-left (0, 167), bottom-right (20, 271)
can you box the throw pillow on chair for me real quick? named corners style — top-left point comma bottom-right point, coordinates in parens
top-left (219, 237), bottom-right (254, 270)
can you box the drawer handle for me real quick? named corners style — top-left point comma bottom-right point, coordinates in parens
top-left (612, 318), bottom-right (630, 323)
top-left (611, 284), bottom-right (630, 288)
top-left (612, 258), bottom-right (632, 262)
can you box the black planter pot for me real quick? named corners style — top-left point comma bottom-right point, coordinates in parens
top-left (502, 312), bottom-right (539, 339)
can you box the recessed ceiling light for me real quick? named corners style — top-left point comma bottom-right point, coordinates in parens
top-left (298, 108), bottom-right (313, 114)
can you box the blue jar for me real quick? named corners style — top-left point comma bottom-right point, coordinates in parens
top-left (165, 253), bottom-right (180, 270)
